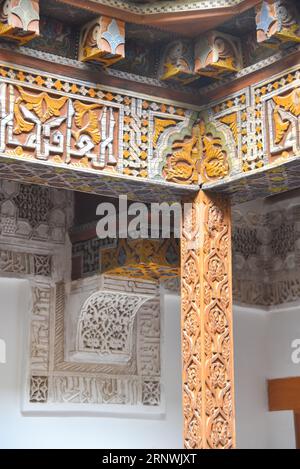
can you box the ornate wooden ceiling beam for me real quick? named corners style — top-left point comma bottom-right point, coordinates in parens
top-left (53, 0), bottom-right (261, 37)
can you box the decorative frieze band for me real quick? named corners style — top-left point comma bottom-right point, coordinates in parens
top-left (0, 61), bottom-right (197, 187)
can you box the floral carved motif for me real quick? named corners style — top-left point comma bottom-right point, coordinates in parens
top-left (77, 291), bottom-right (148, 364)
top-left (163, 131), bottom-right (200, 184)
top-left (181, 191), bottom-right (235, 449)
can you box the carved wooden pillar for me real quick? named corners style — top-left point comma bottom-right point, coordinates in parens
top-left (181, 190), bottom-right (235, 449)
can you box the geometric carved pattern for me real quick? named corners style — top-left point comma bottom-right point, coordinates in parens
top-left (0, 0), bottom-right (39, 45)
top-left (0, 62), bottom-right (195, 183)
top-left (181, 191), bottom-right (235, 449)
top-left (0, 180), bottom-right (70, 243)
top-left (142, 380), bottom-right (160, 406)
top-left (71, 236), bottom-right (116, 280)
top-left (14, 184), bottom-right (52, 228)
top-left (201, 66), bottom-right (300, 192)
top-left (0, 249), bottom-right (51, 276)
top-left (29, 376), bottom-right (48, 402)
top-left (0, 184), bottom-right (162, 412)
top-left (254, 69), bottom-right (300, 165)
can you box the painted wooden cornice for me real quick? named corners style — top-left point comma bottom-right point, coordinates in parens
top-left (56, 0), bottom-right (261, 36)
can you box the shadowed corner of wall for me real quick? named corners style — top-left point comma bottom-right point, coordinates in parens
top-left (0, 338), bottom-right (6, 364)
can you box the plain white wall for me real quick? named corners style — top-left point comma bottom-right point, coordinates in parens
top-left (233, 306), bottom-right (269, 449)
top-left (266, 304), bottom-right (300, 449)
top-left (234, 303), bottom-right (300, 449)
top-left (0, 279), bottom-right (183, 449)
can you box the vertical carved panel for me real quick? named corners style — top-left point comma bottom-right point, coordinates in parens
top-left (181, 191), bottom-right (235, 449)
top-left (0, 0), bottom-right (39, 44)
top-left (79, 16), bottom-right (125, 66)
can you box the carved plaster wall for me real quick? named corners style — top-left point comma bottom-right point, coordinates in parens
top-left (232, 191), bottom-right (300, 306)
top-left (25, 275), bottom-right (162, 413)
top-left (0, 181), bottom-right (162, 415)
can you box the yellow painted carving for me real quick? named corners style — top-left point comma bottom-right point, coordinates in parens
top-left (273, 107), bottom-right (290, 144)
top-left (101, 238), bottom-right (179, 281)
top-left (153, 117), bottom-right (176, 147)
top-left (71, 156), bottom-right (90, 168)
top-left (6, 146), bottom-right (31, 159)
top-left (164, 133), bottom-right (199, 184)
top-left (14, 87), bottom-right (68, 134)
top-left (73, 101), bottom-right (101, 145)
top-left (219, 113), bottom-right (238, 144)
top-left (202, 135), bottom-right (229, 181)
top-left (273, 88), bottom-right (300, 117)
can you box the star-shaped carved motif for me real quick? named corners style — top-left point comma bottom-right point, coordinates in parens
top-left (10, 0), bottom-right (39, 31)
top-left (257, 1), bottom-right (275, 36)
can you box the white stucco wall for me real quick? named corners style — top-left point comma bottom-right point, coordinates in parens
top-left (1, 274), bottom-right (299, 449)
top-left (234, 303), bottom-right (300, 449)
top-left (234, 306), bottom-right (269, 449)
top-left (0, 279), bottom-right (183, 449)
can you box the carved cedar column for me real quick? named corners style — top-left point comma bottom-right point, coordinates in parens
top-left (181, 190), bottom-right (235, 449)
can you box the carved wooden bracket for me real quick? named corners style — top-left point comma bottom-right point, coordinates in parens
top-left (79, 16), bottom-right (125, 67)
top-left (194, 30), bottom-right (243, 78)
top-left (256, 0), bottom-right (300, 47)
top-left (158, 39), bottom-right (199, 85)
top-left (0, 0), bottom-right (39, 44)
top-left (158, 31), bottom-right (242, 84)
